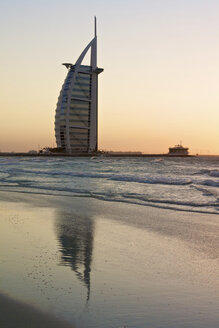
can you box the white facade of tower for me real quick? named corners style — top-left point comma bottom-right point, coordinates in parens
top-left (55, 18), bottom-right (103, 153)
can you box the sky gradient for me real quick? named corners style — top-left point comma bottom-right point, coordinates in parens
top-left (1, 0), bottom-right (219, 154)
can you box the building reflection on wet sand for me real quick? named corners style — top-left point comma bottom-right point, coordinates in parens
top-left (54, 210), bottom-right (94, 302)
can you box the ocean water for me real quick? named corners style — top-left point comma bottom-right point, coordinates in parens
top-left (0, 155), bottom-right (219, 328)
top-left (0, 155), bottom-right (219, 214)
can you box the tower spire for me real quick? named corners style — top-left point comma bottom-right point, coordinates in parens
top-left (94, 16), bottom-right (97, 37)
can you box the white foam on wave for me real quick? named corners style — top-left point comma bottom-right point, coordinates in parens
top-left (1, 185), bottom-right (218, 215)
top-left (0, 156), bottom-right (219, 215)
top-left (1, 176), bottom-right (218, 210)
top-left (3, 168), bottom-right (193, 186)
top-left (110, 174), bottom-right (192, 185)
top-left (122, 192), bottom-right (217, 207)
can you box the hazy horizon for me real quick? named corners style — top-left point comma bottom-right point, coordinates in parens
top-left (1, 0), bottom-right (219, 154)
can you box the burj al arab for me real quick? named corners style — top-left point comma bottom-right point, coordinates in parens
top-left (54, 18), bottom-right (103, 153)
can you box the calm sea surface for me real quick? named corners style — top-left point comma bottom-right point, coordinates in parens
top-left (0, 156), bottom-right (219, 328)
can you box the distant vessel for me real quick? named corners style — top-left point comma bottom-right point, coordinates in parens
top-left (168, 144), bottom-right (189, 156)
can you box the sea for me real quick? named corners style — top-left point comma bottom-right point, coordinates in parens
top-left (0, 155), bottom-right (219, 328)
top-left (0, 155), bottom-right (219, 214)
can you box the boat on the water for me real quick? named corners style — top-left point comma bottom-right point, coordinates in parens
top-left (168, 144), bottom-right (189, 156)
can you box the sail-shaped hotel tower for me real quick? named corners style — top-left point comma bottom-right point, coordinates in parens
top-left (55, 18), bottom-right (103, 153)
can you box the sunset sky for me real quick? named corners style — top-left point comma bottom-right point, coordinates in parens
top-left (1, 0), bottom-right (219, 154)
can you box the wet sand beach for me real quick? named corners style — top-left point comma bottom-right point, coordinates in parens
top-left (0, 190), bottom-right (219, 327)
top-left (0, 293), bottom-right (75, 328)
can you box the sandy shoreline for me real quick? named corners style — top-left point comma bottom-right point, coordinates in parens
top-left (0, 293), bottom-right (75, 328)
top-left (0, 190), bottom-right (219, 327)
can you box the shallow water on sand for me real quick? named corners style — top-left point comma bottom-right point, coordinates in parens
top-left (0, 193), bottom-right (219, 328)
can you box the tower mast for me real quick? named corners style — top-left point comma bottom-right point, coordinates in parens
top-left (95, 16), bottom-right (97, 37)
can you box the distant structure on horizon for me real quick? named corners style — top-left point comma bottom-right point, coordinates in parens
top-left (107, 151), bottom-right (142, 155)
top-left (168, 143), bottom-right (189, 156)
top-left (55, 17), bottom-right (103, 153)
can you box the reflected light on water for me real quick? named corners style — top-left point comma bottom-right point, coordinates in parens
top-left (0, 196), bottom-right (219, 328)
top-left (55, 211), bottom-right (94, 302)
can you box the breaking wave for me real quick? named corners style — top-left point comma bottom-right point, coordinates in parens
top-left (3, 168), bottom-right (193, 186)
top-left (0, 156), bottom-right (219, 215)
top-left (193, 168), bottom-right (219, 178)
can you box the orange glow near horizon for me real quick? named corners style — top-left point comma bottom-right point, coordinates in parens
top-left (1, 1), bottom-right (219, 155)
